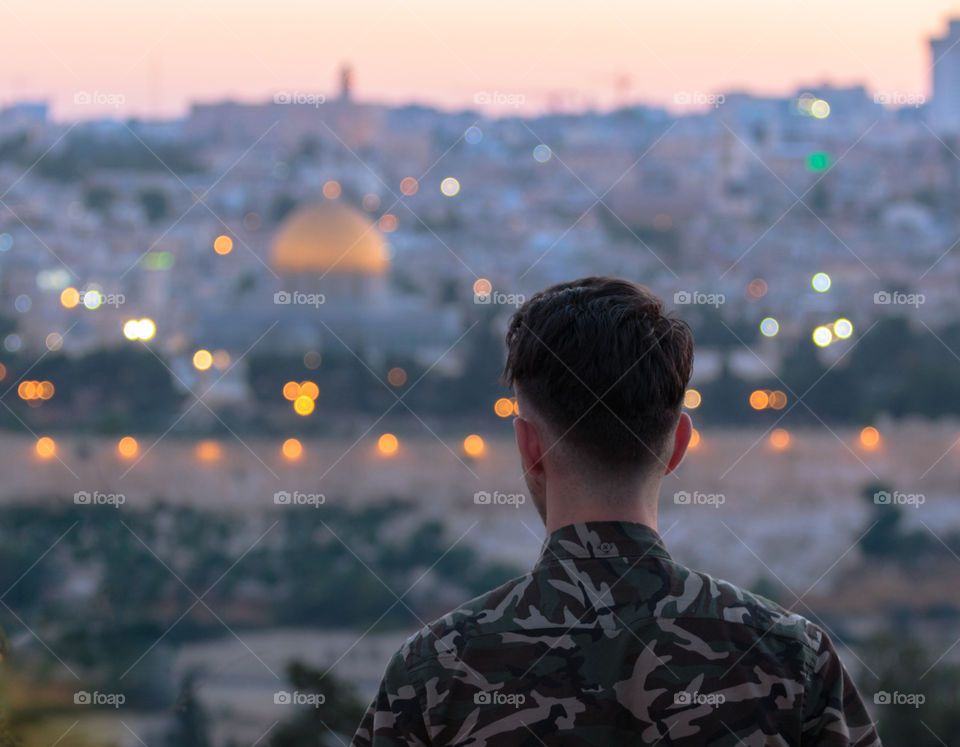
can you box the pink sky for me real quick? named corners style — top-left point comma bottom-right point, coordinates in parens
top-left (2, 0), bottom-right (960, 119)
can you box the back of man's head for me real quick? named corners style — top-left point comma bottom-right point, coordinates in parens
top-left (503, 277), bottom-right (694, 478)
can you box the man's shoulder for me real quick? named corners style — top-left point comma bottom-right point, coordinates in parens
top-left (396, 570), bottom-right (537, 668)
top-left (396, 558), bottom-right (823, 674)
top-left (666, 561), bottom-right (824, 652)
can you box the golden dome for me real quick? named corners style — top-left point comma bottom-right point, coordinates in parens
top-left (270, 201), bottom-right (388, 275)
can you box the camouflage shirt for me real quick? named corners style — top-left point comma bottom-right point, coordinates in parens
top-left (351, 521), bottom-right (881, 746)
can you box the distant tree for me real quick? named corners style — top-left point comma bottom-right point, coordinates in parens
top-left (271, 194), bottom-right (298, 223)
top-left (139, 187), bottom-right (170, 224)
top-left (269, 663), bottom-right (367, 747)
top-left (166, 672), bottom-right (211, 747)
top-left (859, 632), bottom-right (960, 745)
top-left (83, 184), bottom-right (116, 215)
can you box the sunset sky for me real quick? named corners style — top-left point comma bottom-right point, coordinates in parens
top-left (4, 0), bottom-right (960, 119)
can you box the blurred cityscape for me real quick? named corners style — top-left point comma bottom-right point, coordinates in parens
top-left (2, 14), bottom-right (960, 747)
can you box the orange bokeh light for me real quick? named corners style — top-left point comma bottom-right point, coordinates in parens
top-left (213, 235), bottom-right (233, 255)
top-left (35, 437), bottom-right (56, 459)
top-left (293, 395), bottom-right (315, 416)
top-left (323, 180), bottom-right (342, 199)
top-left (494, 397), bottom-right (514, 417)
top-left (400, 177), bottom-right (419, 195)
top-left (463, 434), bottom-right (485, 457)
top-left (299, 381), bottom-right (319, 400)
top-left (60, 287), bottom-right (80, 308)
top-left (378, 214), bottom-right (398, 232)
top-left (688, 428), bottom-right (701, 450)
top-left (282, 438), bottom-right (303, 460)
top-left (749, 390), bottom-right (769, 410)
top-left (282, 381), bottom-right (301, 400)
top-left (860, 426), bottom-right (881, 450)
top-left (769, 428), bottom-right (791, 450)
top-left (117, 436), bottom-right (139, 459)
top-left (387, 367), bottom-right (407, 387)
top-left (378, 433), bottom-right (399, 456)
top-left (473, 278), bottom-right (492, 297)
top-left (196, 440), bottom-right (223, 463)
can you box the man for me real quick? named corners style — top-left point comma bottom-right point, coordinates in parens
top-left (351, 277), bottom-right (881, 746)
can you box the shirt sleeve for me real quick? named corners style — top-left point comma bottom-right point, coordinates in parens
top-left (801, 626), bottom-right (882, 746)
top-left (350, 649), bottom-right (431, 747)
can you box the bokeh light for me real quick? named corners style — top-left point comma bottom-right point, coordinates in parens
top-left (747, 278), bottom-right (768, 299)
top-left (440, 177), bottom-right (460, 196)
top-left (213, 235), bottom-right (233, 255)
top-left (124, 319), bottom-right (156, 341)
top-left (378, 214), bottom-right (398, 232)
top-left (810, 99), bottom-right (831, 118)
top-left (196, 440), bottom-right (223, 463)
top-left (293, 395), bottom-right (315, 416)
top-left (683, 389), bottom-right (702, 409)
top-left (193, 349), bottom-right (213, 371)
top-left (749, 390), bottom-right (769, 410)
top-left (812, 326), bottom-right (833, 347)
top-left (833, 319), bottom-right (853, 339)
top-left (473, 278), bottom-right (492, 297)
top-left (117, 436), bottom-right (139, 459)
top-left (533, 144), bottom-right (552, 162)
top-left (463, 434), bottom-right (485, 457)
top-left (812, 273), bottom-right (831, 292)
top-left (860, 426), bottom-right (881, 450)
top-left (760, 318), bottom-right (779, 337)
top-left (60, 287), bottom-right (80, 308)
top-left (282, 438), bottom-right (303, 461)
top-left (35, 437), bottom-right (56, 460)
top-left (400, 177), bottom-right (419, 195)
top-left (688, 428), bottom-right (701, 450)
top-left (299, 381), bottom-right (319, 400)
top-left (378, 433), bottom-right (399, 456)
top-left (283, 381), bottom-right (301, 400)
top-left (768, 390), bottom-right (788, 410)
top-left (387, 367), bottom-right (407, 387)
top-left (494, 397), bottom-right (515, 417)
top-left (769, 428), bottom-right (791, 450)
top-left (323, 180), bottom-right (342, 199)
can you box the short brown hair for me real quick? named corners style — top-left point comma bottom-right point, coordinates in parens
top-left (503, 277), bottom-right (693, 473)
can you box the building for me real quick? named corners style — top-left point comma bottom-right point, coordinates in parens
top-left (930, 19), bottom-right (960, 133)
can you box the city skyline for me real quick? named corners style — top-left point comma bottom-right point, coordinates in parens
top-left (4, 0), bottom-right (960, 120)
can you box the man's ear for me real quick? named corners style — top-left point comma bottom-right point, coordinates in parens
top-left (514, 416), bottom-right (545, 476)
top-left (664, 412), bottom-right (692, 476)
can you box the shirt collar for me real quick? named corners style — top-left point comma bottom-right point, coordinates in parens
top-left (536, 521), bottom-right (672, 565)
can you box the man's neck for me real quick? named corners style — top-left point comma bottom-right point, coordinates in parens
top-left (543, 481), bottom-right (660, 535)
